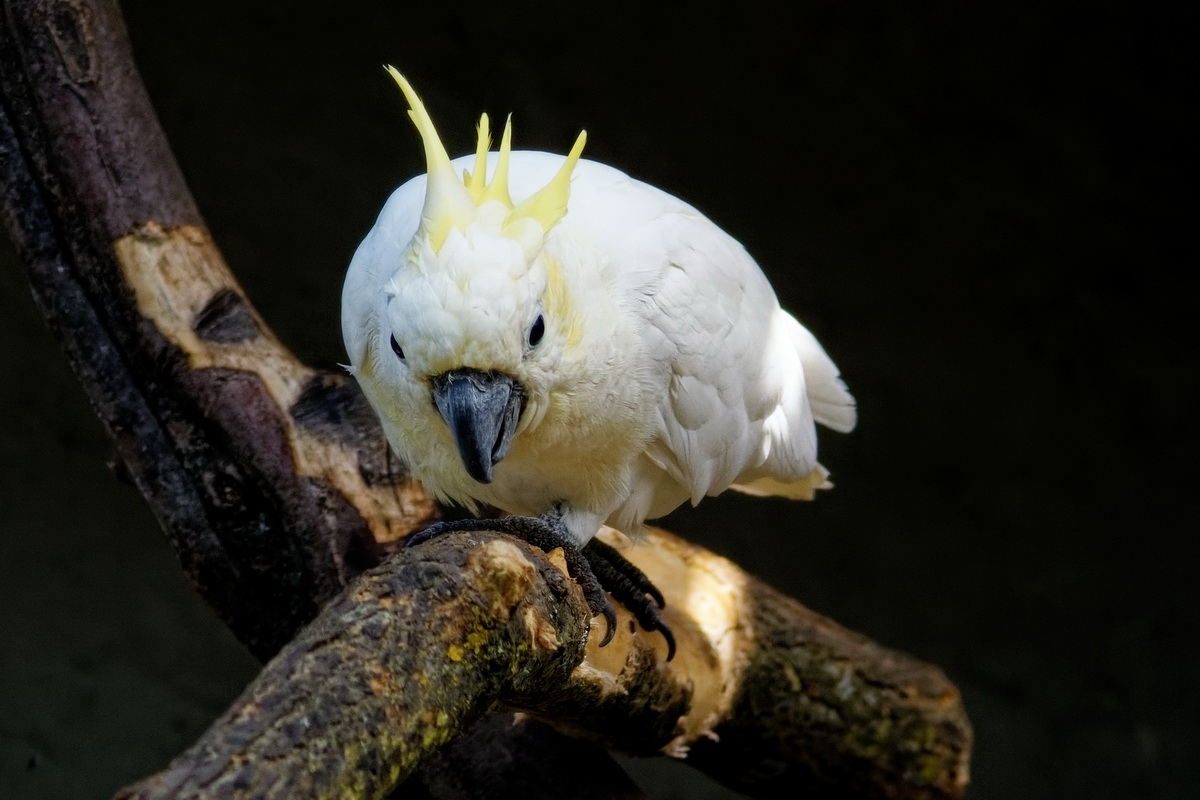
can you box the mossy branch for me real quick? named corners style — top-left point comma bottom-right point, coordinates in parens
top-left (114, 528), bottom-right (970, 799)
top-left (0, 1), bottom-right (972, 798)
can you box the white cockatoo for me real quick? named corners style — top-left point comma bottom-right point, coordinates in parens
top-left (342, 70), bottom-right (856, 658)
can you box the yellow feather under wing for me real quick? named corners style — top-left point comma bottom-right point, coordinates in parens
top-left (730, 465), bottom-right (832, 501)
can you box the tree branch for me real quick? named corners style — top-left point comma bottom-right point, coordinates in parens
top-left (1, 1), bottom-right (972, 798)
top-left (114, 528), bottom-right (970, 799)
top-left (113, 532), bottom-right (592, 799)
top-left (1, 1), bottom-right (632, 796)
top-left (1, 0), bottom-right (431, 658)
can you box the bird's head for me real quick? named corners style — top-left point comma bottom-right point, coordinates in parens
top-left (377, 68), bottom-right (587, 484)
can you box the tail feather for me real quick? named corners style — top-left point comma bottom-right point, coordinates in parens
top-left (789, 316), bottom-right (856, 433)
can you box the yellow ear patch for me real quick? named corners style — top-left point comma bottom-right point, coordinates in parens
top-left (543, 257), bottom-right (583, 350)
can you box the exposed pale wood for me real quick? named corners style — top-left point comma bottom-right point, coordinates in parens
top-left (0, 1), bottom-right (643, 796)
top-left (0, 1), bottom-right (973, 798)
top-left (112, 528), bottom-right (971, 799)
top-left (0, 0), bottom-right (430, 658)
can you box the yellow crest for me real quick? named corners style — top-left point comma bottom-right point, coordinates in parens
top-left (385, 67), bottom-right (586, 252)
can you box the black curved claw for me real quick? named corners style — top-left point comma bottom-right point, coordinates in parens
top-left (583, 538), bottom-right (676, 661)
top-left (585, 538), bottom-right (666, 609)
top-left (560, 545), bottom-right (618, 647)
top-left (648, 616), bottom-right (677, 663)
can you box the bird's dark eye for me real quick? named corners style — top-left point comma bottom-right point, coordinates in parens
top-left (389, 334), bottom-right (405, 360)
top-left (528, 314), bottom-right (545, 347)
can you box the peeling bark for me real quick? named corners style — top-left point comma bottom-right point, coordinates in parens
top-left (0, 1), bottom-right (640, 795)
top-left (113, 529), bottom-right (971, 799)
top-left (0, 1), bottom-right (972, 798)
top-left (114, 533), bottom-right (591, 800)
top-left (1, 0), bottom-right (432, 656)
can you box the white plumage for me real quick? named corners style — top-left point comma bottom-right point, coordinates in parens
top-left (342, 72), bottom-right (855, 553)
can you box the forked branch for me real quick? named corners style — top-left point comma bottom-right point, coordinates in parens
top-left (0, 1), bottom-right (971, 798)
top-left (115, 529), bottom-right (970, 799)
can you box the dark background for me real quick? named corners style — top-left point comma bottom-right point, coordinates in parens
top-left (1, 2), bottom-right (1194, 798)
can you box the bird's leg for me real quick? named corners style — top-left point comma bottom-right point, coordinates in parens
top-left (405, 513), bottom-right (619, 648)
top-left (582, 538), bottom-right (676, 661)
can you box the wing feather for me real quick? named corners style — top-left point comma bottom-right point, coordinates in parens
top-left (554, 159), bottom-right (855, 506)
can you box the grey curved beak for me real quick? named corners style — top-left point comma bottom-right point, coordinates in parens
top-left (431, 369), bottom-right (524, 484)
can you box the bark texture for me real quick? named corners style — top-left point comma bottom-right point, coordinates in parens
top-left (0, 1), bottom-right (972, 798)
top-left (114, 533), bottom-right (592, 799)
top-left (0, 1), bottom-right (631, 796)
top-left (0, 0), bottom-right (432, 659)
top-left (112, 528), bottom-right (970, 799)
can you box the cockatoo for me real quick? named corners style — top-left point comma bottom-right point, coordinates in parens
top-left (342, 69), bottom-right (856, 659)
